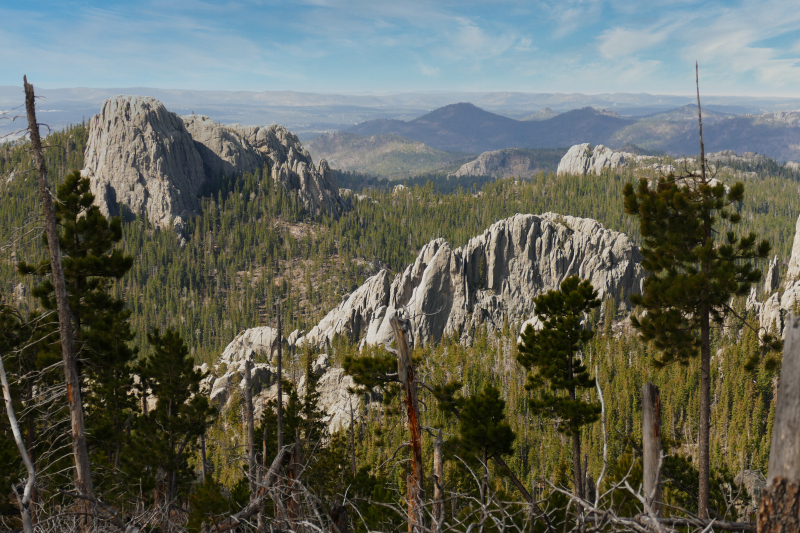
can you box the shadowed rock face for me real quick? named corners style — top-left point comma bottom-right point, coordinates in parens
top-left (299, 213), bottom-right (645, 350)
top-left (82, 95), bottom-right (206, 228)
top-left (82, 95), bottom-right (349, 228)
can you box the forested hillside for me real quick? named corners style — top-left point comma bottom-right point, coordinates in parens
top-left (0, 122), bottom-right (797, 530)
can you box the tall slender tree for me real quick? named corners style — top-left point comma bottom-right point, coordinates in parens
top-left (517, 275), bottom-right (601, 499)
top-left (623, 168), bottom-right (775, 517)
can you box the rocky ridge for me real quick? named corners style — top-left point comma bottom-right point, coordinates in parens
top-left (82, 95), bottom-right (349, 228)
top-left (298, 212), bottom-right (645, 350)
top-left (452, 148), bottom-right (543, 179)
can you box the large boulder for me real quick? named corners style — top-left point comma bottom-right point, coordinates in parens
top-left (453, 148), bottom-right (541, 179)
top-left (557, 144), bottom-right (629, 176)
top-left (82, 95), bottom-right (206, 228)
top-left (300, 213), bottom-right (644, 349)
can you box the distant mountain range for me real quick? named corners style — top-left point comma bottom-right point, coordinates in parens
top-left (305, 132), bottom-right (470, 179)
top-left (3, 86), bottom-right (800, 142)
top-left (348, 104), bottom-right (633, 153)
top-left (347, 103), bottom-right (800, 162)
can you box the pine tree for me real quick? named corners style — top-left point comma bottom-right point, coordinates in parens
top-left (623, 173), bottom-right (775, 517)
top-left (457, 385), bottom-right (516, 500)
top-left (517, 275), bottom-right (601, 499)
top-left (131, 328), bottom-right (215, 502)
top-left (18, 170), bottom-right (137, 481)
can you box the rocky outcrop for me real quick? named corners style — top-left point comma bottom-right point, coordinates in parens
top-left (557, 144), bottom-right (630, 176)
top-left (299, 213), bottom-right (644, 349)
top-left (224, 124), bottom-right (350, 218)
top-left (182, 115), bottom-right (263, 178)
top-left (82, 95), bottom-right (350, 228)
top-left (203, 329), bottom-right (360, 431)
top-left (82, 95), bottom-right (206, 228)
top-left (453, 148), bottom-right (542, 179)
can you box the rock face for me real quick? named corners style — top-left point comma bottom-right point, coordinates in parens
top-left (453, 148), bottom-right (542, 179)
top-left (82, 95), bottom-right (349, 228)
top-left (204, 328), bottom-right (360, 431)
top-left (557, 144), bottom-right (629, 176)
top-left (300, 213), bottom-right (644, 349)
top-left (181, 115), bottom-right (263, 178)
top-left (82, 95), bottom-right (206, 228)
top-left (224, 124), bottom-right (349, 218)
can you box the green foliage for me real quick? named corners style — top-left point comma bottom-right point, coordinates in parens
top-left (457, 385), bottom-right (516, 462)
top-left (623, 175), bottom-right (780, 368)
top-left (186, 477), bottom-right (231, 532)
top-left (129, 328), bottom-right (216, 498)
top-left (517, 276), bottom-right (602, 436)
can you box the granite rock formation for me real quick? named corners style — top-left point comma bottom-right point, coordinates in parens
top-left (82, 95), bottom-right (206, 228)
top-left (182, 114), bottom-right (263, 178)
top-left (453, 148), bottom-right (542, 179)
top-left (82, 95), bottom-right (349, 228)
top-left (202, 328), bottom-right (360, 430)
top-left (299, 213), bottom-right (644, 350)
top-left (557, 144), bottom-right (630, 176)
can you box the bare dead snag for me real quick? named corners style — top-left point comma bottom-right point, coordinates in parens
top-left (759, 314), bottom-right (800, 532)
top-left (642, 383), bottom-right (663, 517)
top-left (23, 76), bottom-right (95, 500)
top-left (244, 359), bottom-right (256, 497)
top-left (276, 308), bottom-right (283, 451)
top-left (1, 352), bottom-right (35, 533)
top-left (390, 314), bottom-right (425, 533)
top-left (433, 428), bottom-right (444, 533)
top-left (214, 445), bottom-right (291, 532)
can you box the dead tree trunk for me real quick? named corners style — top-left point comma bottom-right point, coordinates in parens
top-left (330, 505), bottom-right (349, 533)
top-left (390, 314), bottom-right (425, 533)
top-left (1, 352), bottom-right (35, 533)
top-left (287, 430), bottom-right (302, 527)
top-left (23, 76), bottom-right (94, 500)
top-left (759, 315), bottom-right (800, 532)
top-left (199, 433), bottom-right (209, 483)
top-left (276, 310), bottom-right (283, 451)
top-left (244, 359), bottom-right (257, 497)
top-left (433, 429), bottom-right (444, 533)
top-left (642, 383), bottom-right (663, 517)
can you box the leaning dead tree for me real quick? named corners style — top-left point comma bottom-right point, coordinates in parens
top-left (0, 350), bottom-right (35, 533)
top-left (390, 313), bottom-right (426, 533)
top-left (759, 314), bottom-right (800, 532)
top-left (23, 76), bottom-right (95, 500)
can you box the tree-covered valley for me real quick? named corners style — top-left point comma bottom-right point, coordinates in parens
top-left (0, 113), bottom-right (798, 531)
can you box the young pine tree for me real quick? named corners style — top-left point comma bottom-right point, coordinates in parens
top-left (517, 275), bottom-right (601, 499)
top-left (457, 385), bottom-right (516, 500)
top-left (131, 329), bottom-right (215, 502)
top-left (623, 174), bottom-right (777, 518)
top-left (18, 171), bottom-right (137, 480)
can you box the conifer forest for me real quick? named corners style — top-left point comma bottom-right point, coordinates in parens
top-left (1, 91), bottom-right (800, 533)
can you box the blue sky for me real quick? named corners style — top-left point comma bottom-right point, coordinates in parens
top-left (2, 0), bottom-right (800, 96)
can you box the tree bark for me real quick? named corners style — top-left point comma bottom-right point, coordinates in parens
top-left (1, 353), bottom-right (35, 533)
top-left (244, 359), bottom-right (256, 496)
top-left (390, 314), bottom-right (425, 533)
top-left (642, 383), bottom-right (663, 517)
top-left (23, 76), bottom-right (94, 500)
top-left (276, 310), bottom-right (283, 451)
top-left (433, 429), bottom-right (444, 533)
top-left (759, 314), bottom-right (800, 532)
top-left (200, 433), bottom-right (209, 483)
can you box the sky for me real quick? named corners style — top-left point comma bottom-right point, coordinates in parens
top-left (2, 0), bottom-right (800, 96)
